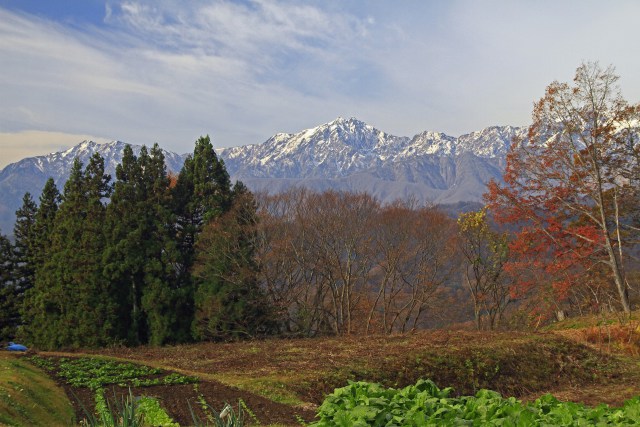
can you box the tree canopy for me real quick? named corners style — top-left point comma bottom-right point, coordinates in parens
top-left (487, 62), bottom-right (640, 316)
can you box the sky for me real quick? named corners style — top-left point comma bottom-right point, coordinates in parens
top-left (1, 0), bottom-right (640, 169)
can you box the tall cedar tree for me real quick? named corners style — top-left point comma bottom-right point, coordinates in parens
top-left (193, 183), bottom-right (273, 340)
top-left (141, 144), bottom-right (184, 343)
top-left (103, 145), bottom-right (145, 344)
top-left (104, 144), bottom-right (181, 345)
top-left (32, 178), bottom-right (61, 269)
top-left (11, 193), bottom-right (38, 331)
top-left (24, 156), bottom-right (114, 349)
top-left (486, 62), bottom-right (640, 315)
top-left (172, 136), bottom-right (233, 339)
top-left (20, 179), bottom-right (60, 338)
top-left (0, 231), bottom-right (18, 340)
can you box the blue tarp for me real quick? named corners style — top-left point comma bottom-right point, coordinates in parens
top-left (5, 342), bottom-right (28, 351)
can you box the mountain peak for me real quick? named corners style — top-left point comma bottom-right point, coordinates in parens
top-left (306, 117), bottom-right (371, 135)
top-left (328, 116), bottom-right (365, 126)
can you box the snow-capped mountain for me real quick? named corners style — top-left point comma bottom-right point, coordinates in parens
top-left (217, 117), bottom-right (524, 207)
top-left (0, 141), bottom-right (186, 235)
top-left (218, 117), bottom-right (412, 179)
top-left (218, 118), bottom-right (520, 179)
top-left (0, 118), bottom-right (525, 235)
top-left (3, 140), bottom-right (185, 182)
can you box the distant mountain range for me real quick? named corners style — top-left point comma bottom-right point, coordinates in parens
top-left (0, 117), bottom-right (524, 234)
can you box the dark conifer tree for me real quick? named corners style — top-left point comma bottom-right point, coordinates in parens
top-left (32, 178), bottom-right (61, 268)
top-left (104, 144), bottom-right (180, 345)
top-left (104, 145), bottom-right (143, 344)
top-left (172, 136), bottom-right (233, 340)
top-left (24, 156), bottom-right (113, 349)
top-left (173, 136), bottom-right (233, 266)
top-left (13, 193), bottom-right (38, 301)
top-left (0, 231), bottom-right (18, 341)
top-left (140, 144), bottom-right (183, 344)
top-left (23, 160), bottom-right (84, 348)
top-left (20, 178), bottom-right (61, 339)
top-left (77, 153), bottom-right (113, 342)
top-left (192, 183), bottom-right (273, 340)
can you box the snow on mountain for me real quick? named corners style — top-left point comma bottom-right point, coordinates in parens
top-left (3, 140), bottom-right (185, 184)
top-left (218, 117), bottom-right (523, 202)
top-left (219, 117), bottom-right (410, 178)
top-left (219, 117), bottom-right (523, 181)
top-left (0, 118), bottom-right (524, 235)
top-left (456, 126), bottom-right (524, 160)
top-left (0, 141), bottom-right (186, 235)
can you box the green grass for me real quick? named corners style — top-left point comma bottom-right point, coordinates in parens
top-left (215, 372), bottom-right (305, 406)
top-left (0, 352), bottom-right (75, 426)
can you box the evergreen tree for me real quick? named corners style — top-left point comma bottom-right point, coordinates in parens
top-left (0, 231), bottom-right (18, 341)
top-left (77, 153), bottom-right (113, 342)
top-left (141, 144), bottom-right (183, 344)
top-left (192, 184), bottom-right (273, 340)
top-left (20, 178), bottom-right (61, 340)
top-left (24, 156), bottom-right (113, 349)
top-left (32, 178), bottom-right (61, 268)
top-left (104, 144), bottom-right (180, 345)
top-left (103, 145), bottom-right (141, 343)
top-left (12, 193), bottom-right (38, 308)
top-left (173, 135), bottom-right (232, 267)
top-left (23, 160), bottom-right (83, 348)
top-left (172, 136), bottom-right (233, 340)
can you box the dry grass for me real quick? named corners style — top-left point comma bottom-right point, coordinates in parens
top-left (54, 329), bottom-right (640, 409)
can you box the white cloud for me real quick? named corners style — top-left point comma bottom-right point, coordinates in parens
top-left (1, 2), bottom-right (382, 150)
top-left (1, 0), bottom-right (640, 159)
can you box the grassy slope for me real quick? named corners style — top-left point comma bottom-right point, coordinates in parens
top-left (81, 329), bottom-right (640, 410)
top-left (0, 351), bottom-right (75, 426)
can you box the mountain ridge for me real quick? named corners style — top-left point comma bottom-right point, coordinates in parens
top-left (0, 117), bottom-right (523, 234)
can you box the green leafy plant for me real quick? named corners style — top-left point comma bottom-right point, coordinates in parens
top-left (311, 379), bottom-right (640, 426)
top-left (27, 356), bottom-right (197, 390)
top-left (24, 355), bottom-right (55, 371)
top-left (137, 396), bottom-right (179, 427)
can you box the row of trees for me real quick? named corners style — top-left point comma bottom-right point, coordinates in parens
top-left (176, 188), bottom-right (513, 337)
top-left (0, 136), bottom-right (267, 348)
top-left (1, 173), bottom-right (514, 347)
top-left (255, 190), bottom-right (460, 335)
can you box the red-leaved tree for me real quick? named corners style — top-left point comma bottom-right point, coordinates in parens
top-left (486, 62), bottom-right (640, 315)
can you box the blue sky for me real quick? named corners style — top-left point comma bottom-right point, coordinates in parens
top-left (1, 0), bottom-right (640, 168)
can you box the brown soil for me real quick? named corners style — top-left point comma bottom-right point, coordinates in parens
top-left (42, 357), bottom-right (316, 426)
